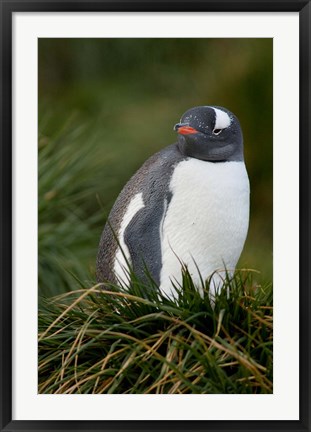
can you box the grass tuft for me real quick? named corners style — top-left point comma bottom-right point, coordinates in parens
top-left (38, 269), bottom-right (272, 394)
top-left (38, 114), bottom-right (112, 297)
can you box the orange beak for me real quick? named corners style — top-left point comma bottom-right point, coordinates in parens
top-left (176, 126), bottom-right (198, 135)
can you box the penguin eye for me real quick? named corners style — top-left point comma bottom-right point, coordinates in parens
top-left (213, 128), bottom-right (222, 135)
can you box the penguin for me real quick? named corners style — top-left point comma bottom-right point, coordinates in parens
top-left (96, 105), bottom-right (250, 299)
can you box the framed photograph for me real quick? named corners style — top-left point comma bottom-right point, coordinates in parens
top-left (1, 1), bottom-right (310, 431)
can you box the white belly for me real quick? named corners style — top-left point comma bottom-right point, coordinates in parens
top-left (159, 159), bottom-right (250, 298)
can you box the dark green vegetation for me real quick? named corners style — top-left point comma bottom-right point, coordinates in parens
top-left (38, 271), bottom-right (272, 394)
top-left (38, 39), bottom-right (273, 393)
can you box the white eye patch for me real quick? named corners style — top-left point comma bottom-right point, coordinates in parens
top-left (213, 108), bottom-right (231, 130)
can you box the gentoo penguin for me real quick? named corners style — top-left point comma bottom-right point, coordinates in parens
top-left (96, 105), bottom-right (250, 299)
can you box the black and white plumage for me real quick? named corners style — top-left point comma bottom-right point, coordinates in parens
top-left (96, 106), bottom-right (250, 298)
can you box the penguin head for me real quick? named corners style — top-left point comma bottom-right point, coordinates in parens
top-left (174, 106), bottom-right (243, 162)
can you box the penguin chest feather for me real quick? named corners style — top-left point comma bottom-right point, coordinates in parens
top-left (160, 159), bottom-right (250, 297)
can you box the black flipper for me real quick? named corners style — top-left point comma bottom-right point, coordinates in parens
top-left (96, 143), bottom-right (185, 286)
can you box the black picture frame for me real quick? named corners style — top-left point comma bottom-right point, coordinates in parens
top-left (1, 1), bottom-right (310, 431)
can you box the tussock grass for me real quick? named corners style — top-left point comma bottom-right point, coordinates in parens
top-left (38, 269), bottom-right (272, 394)
top-left (38, 115), bottom-right (111, 297)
